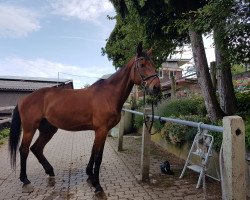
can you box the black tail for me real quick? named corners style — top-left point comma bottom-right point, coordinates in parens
top-left (9, 105), bottom-right (21, 169)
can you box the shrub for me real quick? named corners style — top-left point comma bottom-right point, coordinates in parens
top-left (133, 114), bottom-right (144, 131)
top-left (153, 120), bottom-right (165, 133)
top-left (161, 115), bottom-right (209, 143)
top-left (133, 94), bottom-right (249, 152)
top-left (156, 114), bottom-right (223, 151)
top-left (134, 99), bottom-right (145, 110)
top-left (245, 117), bottom-right (250, 150)
top-left (155, 96), bottom-right (207, 118)
top-left (162, 121), bottom-right (189, 145)
top-left (236, 91), bottom-right (250, 116)
top-left (0, 128), bottom-right (9, 142)
top-left (152, 96), bottom-right (207, 134)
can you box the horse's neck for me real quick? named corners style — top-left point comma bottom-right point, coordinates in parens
top-left (106, 64), bottom-right (134, 111)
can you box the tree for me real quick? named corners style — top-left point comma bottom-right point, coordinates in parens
top-left (214, 24), bottom-right (237, 115)
top-left (167, 0), bottom-right (247, 117)
top-left (188, 28), bottom-right (224, 120)
top-left (106, 0), bottom-right (224, 121)
top-left (103, 0), bottom-right (188, 68)
top-left (175, 0), bottom-right (225, 120)
top-left (105, 0), bottom-right (249, 121)
top-left (186, 0), bottom-right (249, 115)
top-left (102, 14), bottom-right (147, 68)
top-left (212, 0), bottom-right (249, 115)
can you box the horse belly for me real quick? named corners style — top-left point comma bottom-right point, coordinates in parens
top-left (46, 108), bottom-right (93, 132)
top-left (63, 124), bottom-right (93, 132)
top-left (44, 91), bottom-right (93, 131)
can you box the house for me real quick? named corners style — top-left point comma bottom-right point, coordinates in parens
top-left (132, 58), bottom-right (196, 99)
top-left (0, 76), bottom-right (73, 108)
top-left (161, 76), bottom-right (199, 98)
top-left (158, 59), bottom-right (188, 83)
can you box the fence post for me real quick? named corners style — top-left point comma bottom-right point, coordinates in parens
top-left (222, 116), bottom-right (246, 200)
top-left (170, 75), bottom-right (176, 99)
top-left (140, 107), bottom-right (151, 182)
top-left (118, 110), bottom-right (125, 151)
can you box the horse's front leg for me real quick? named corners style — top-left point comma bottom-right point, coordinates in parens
top-left (86, 129), bottom-right (107, 194)
top-left (86, 151), bottom-right (95, 183)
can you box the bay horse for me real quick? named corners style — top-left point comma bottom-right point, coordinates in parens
top-left (9, 42), bottom-right (161, 194)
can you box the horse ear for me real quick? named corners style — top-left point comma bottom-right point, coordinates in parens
top-left (136, 42), bottom-right (143, 57)
top-left (147, 47), bottom-right (153, 57)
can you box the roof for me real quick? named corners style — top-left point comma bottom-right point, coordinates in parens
top-left (161, 67), bottom-right (183, 72)
top-left (0, 76), bottom-right (71, 83)
top-left (162, 58), bottom-right (191, 69)
top-left (0, 76), bottom-right (73, 92)
top-left (100, 74), bottom-right (112, 79)
top-left (165, 58), bottom-right (190, 62)
top-left (161, 78), bottom-right (198, 90)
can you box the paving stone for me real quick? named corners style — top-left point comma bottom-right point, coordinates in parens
top-left (0, 130), bottom-right (221, 200)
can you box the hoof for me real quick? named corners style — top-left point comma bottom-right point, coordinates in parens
top-left (47, 176), bottom-right (56, 186)
top-left (22, 183), bottom-right (34, 193)
top-left (87, 176), bottom-right (94, 187)
top-left (94, 185), bottom-right (103, 195)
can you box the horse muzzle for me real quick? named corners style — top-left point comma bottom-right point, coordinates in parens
top-left (147, 85), bottom-right (161, 95)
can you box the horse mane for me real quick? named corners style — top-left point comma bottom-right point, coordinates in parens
top-left (90, 58), bottom-right (135, 87)
top-left (91, 79), bottom-right (105, 87)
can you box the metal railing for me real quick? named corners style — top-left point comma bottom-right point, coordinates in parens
top-left (119, 107), bottom-right (246, 199)
top-left (122, 108), bottom-right (223, 132)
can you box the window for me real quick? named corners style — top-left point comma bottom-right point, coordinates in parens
top-left (158, 68), bottom-right (163, 79)
top-left (169, 71), bottom-right (176, 78)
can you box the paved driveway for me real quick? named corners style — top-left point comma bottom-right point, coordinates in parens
top-left (0, 130), bottom-right (221, 200)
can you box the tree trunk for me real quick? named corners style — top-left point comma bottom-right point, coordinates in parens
top-left (214, 26), bottom-right (237, 115)
top-left (189, 30), bottom-right (224, 122)
top-left (210, 61), bottom-right (217, 90)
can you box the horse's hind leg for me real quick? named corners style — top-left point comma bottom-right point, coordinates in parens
top-left (31, 119), bottom-right (57, 182)
top-left (19, 130), bottom-right (36, 193)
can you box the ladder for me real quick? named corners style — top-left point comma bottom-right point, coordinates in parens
top-left (179, 126), bottom-right (220, 188)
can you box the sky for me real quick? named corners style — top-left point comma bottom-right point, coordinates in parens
top-left (0, 0), bottom-right (116, 88)
top-left (0, 0), bottom-right (216, 88)
top-left (175, 35), bottom-right (216, 76)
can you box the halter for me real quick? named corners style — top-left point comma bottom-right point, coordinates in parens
top-left (134, 57), bottom-right (158, 88)
top-left (134, 56), bottom-right (158, 134)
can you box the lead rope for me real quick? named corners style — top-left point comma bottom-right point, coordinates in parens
top-left (135, 57), bottom-right (157, 135)
top-left (142, 86), bottom-right (155, 135)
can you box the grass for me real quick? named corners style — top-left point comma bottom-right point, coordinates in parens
top-left (0, 128), bottom-right (9, 145)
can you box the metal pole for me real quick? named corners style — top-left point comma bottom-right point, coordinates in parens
top-left (122, 108), bottom-right (223, 133)
top-left (140, 107), bottom-right (151, 182)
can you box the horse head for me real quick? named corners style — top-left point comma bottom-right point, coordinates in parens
top-left (131, 42), bottom-right (161, 95)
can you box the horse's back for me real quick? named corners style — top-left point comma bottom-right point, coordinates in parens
top-left (19, 87), bottom-right (78, 106)
top-left (18, 88), bottom-right (72, 125)
top-left (19, 87), bottom-right (62, 110)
